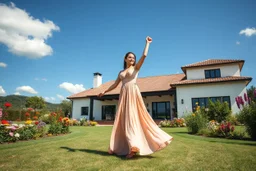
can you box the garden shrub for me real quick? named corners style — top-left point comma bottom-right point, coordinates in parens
top-left (184, 105), bottom-right (208, 134)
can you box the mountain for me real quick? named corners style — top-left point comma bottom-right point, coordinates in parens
top-left (0, 95), bottom-right (61, 111)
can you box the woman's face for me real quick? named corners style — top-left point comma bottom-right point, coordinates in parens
top-left (125, 53), bottom-right (135, 67)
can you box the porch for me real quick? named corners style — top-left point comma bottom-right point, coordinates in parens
top-left (88, 90), bottom-right (177, 121)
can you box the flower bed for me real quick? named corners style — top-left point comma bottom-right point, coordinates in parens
top-left (68, 117), bottom-right (98, 126)
top-left (159, 118), bottom-right (186, 127)
top-left (0, 120), bottom-right (47, 143)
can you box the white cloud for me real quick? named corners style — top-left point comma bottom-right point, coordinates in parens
top-left (239, 27), bottom-right (256, 37)
top-left (236, 41), bottom-right (240, 45)
top-left (16, 86), bottom-right (38, 94)
top-left (14, 92), bottom-right (20, 95)
top-left (57, 94), bottom-right (65, 100)
top-left (0, 86), bottom-right (6, 96)
top-left (59, 82), bottom-right (86, 94)
top-left (0, 62), bottom-right (7, 68)
top-left (44, 96), bottom-right (56, 102)
top-left (42, 78), bottom-right (47, 81)
top-left (44, 97), bottom-right (50, 101)
top-left (0, 2), bottom-right (60, 59)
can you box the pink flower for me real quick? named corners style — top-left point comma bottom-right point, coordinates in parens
top-left (9, 132), bottom-right (14, 137)
top-left (239, 96), bottom-right (244, 106)
top-left (244, 93), bottom-right (248, 102)
top-left (235, 97), bottom-right (240, 109)
top-left (11, 126), bottom-right (17, 131)
top-left (0, 108), bottom-right (2, 118)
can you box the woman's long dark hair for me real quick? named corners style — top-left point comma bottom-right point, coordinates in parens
top-left (123, 52), bottom-right (136, 69)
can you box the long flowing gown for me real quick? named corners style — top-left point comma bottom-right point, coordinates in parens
top-left (108, 68), bottom-right (173, 156)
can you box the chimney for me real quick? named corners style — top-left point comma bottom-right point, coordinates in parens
top-left (93, 72), bottom-right (102, 88)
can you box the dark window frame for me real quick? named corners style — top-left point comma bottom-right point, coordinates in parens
top-left (204, 69), bottom-right (221, 79)
top-left (81, 106), bottom-right (89, 116)
top-left (152, 101), bottom-right (171, 119)
top-left (191, 96), bottom-right (231, 112)
top-left (101, 105), bottom-right (116, 120)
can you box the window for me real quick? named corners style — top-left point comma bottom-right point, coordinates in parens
top-left (152, 102), bottom-right (171, 119)
top-left (205, 69), bottom-right (221, 79)
top-left (191, 96), bottom-right (230, 112)
top-left (102, 105), bottom-right (116, 120)
top-left (81, 107), bottom-right (89, 116)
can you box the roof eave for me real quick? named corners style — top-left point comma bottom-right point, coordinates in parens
top-left (171, 78), bottom-right (252, 86)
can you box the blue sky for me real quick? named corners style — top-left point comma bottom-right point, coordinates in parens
top-left (0, 0), bottom-right (255, 103)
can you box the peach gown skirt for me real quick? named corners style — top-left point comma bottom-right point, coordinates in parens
top-left (108, 69), bottom-right (173, 156)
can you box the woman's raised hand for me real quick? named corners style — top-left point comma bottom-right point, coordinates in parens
top-left (146, 36), bottom-right (152, 43)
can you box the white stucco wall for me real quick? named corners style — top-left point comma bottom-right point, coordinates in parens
top-left (186, 64), bottom-right (240, 80)
top-left (176, 81), bottom-right (247, 117)
top-left (72, 98), bottom-right (90, 120)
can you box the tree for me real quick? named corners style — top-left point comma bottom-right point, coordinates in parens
top-left (60, 100), bottom-right (72, 117)
top-left (247, 85), bottom-right (256, 102)
top-left (25, 96), bottom-right (46, 111)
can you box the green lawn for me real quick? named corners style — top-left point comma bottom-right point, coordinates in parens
top-left (1, 126), bottom-right (256, 171)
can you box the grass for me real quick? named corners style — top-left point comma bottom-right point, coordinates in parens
top-left (1, 126), bottom-right (256, 171)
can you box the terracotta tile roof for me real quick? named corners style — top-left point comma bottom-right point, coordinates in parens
top-left (170, 76), bottom-right (252, 86)
top-left (181, 59), bottom-right (244, 73)
top-left (67, 73), bottom-right (185, 99)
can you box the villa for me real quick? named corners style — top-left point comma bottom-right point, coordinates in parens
top-left (67, 59), bottom-right (252, 121)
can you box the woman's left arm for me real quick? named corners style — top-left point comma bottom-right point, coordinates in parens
top-left (135, 36), bottom-right (152, 70)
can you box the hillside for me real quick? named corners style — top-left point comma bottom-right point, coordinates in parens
top-left (0, 95), bottom-right (61, 111)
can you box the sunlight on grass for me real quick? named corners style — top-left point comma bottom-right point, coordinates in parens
top-left (0, 126), bottom-right (256, 171)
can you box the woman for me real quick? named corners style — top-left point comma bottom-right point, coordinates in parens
top-left (98, 36), bottom-right (173, 159)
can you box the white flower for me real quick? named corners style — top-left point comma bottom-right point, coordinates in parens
top-left (15, 133), bottom-right (20, 138)
top-left (18, 124), bottom-right (25, 128)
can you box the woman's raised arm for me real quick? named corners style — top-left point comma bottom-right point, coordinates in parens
top-left (135, 36), bottom-right (152, 70)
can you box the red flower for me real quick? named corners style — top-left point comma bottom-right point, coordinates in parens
top-left (4, 102), bottom-right (12, 108)
top-left (25, 112), bottom-right (30, 117)
top-left (231, 126), bottom-right (235, 132)
top-left (1, 120), bottom-right (9, 125)
top-left (35, 121), bottom-right (39, 125)
top-left (27, 108), bottom-right (33, 111)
